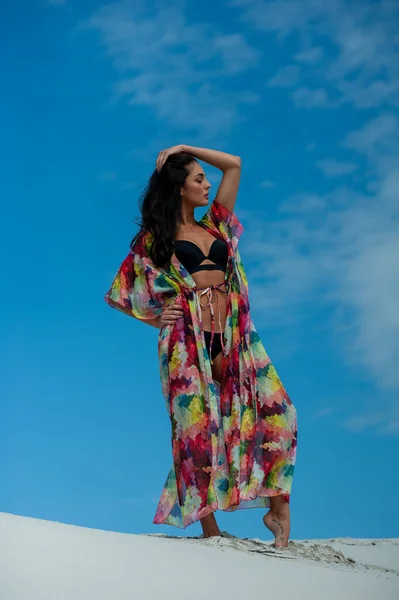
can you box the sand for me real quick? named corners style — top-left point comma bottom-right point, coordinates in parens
top-left (0, 512), bottom-right (398, 599)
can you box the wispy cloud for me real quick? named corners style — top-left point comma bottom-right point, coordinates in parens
top-left (344, 412), bottom-right (386, 433)
top-left (306, 142), bottom-right (317, 152)
top-left (345, 113), bottom-right (398, 159)
top-left (344, 404), bottom-right (399, 436)
top-left (313, 407), bottom-right (334, 419)
top-left (212, 33), bottom-right (260, 74)
top-left (83, 1), bottom-right (259, 139)
top-left (232, 0), bottom-right (399, 109)
top-left (100, 172), bottom-right (118, 181)
top-left (294, 46), bottom-right (323, 64)
top-left (230, 0), bottom-right (399, 433)
top-left (268, 66), bottom-right (300, 88)
top-left (316, 159), bottom-right (358, 177)
top-left (245, 113), bottom-right (399, 405)
top-left (259, 180), bottom-right (276, 189)
top-left (291, 87), bottom-right (329, 108)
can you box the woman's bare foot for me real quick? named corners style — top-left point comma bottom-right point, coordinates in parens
top-left (263, 496), bottom-right (290, 547)
top-left (200, 512), bottom-right (221, 538)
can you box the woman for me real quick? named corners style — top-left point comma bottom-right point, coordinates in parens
top-left (105, 144), bottom-right (297, 546)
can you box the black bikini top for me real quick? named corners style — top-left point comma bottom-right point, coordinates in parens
top-left (173, 236), bottom-right (228, 275)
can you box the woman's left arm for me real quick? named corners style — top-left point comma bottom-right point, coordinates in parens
top-left (182, 145), bottom-right (241, 213)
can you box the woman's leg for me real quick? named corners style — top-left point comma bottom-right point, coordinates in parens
top-left (202, 337), bottom-right (292, 544)
top-left (199, 511), bottom-right (221, 538)
top-left (263, 495), bottom-right (291, 547)
top-left (199, 344), bottom-right (224, 538)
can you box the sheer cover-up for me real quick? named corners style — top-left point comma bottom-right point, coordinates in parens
top-left (105, 200), bottom-right (298, 528)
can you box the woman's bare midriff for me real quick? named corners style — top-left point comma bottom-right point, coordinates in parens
top-left (174, 225), bottom-right (228, 334)
top-left (191, 267), bottom-right (228, 333)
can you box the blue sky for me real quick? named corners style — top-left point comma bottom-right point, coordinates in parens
top-left (1, 0), bottom-right (398, 541)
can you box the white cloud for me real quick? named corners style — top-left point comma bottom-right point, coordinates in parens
top-left (212, 33), bottom-right (260, 74)
top-left (268, 66), bottom-right (300, 88)
top-left (120, 181), bottom-right (138, 191)
top-left (291, 87), bottom-right (329, 108)
top-left (313, 407), bottom-right (334, 419)
top-left (100, 172), bottom-right (118, 181)
top-left (306, 142), bottom-right (317, 152)
top-left (344, 412), bottom-right (386, 432)
top-left (316, 159), bottom-right (358, 177)
top-left (230, 0), bottom-right (319, 36)
top-left (230, 1), bottom-right (399, 423)
top-left (235, 91), bottom-right (261, 104)
top-left (259, 180), bottom-right (276, 189)
top-left (233, 0), bottom-right (399, 109)
top-left (279, 193), bottom-right (326, 213)
top-left (294, 46), bottom-right (323, 64)
top-left (345, 113), bottom-right (398, 159)
top-left (344, 403), bottom-right (399, 435)
top-left (383, 412), bottom-right (399, 435)
top-left (244, 113), bottom-right (399, 415)
top-left (83, 1), bottom-right (260, 138)
top-left (337, 78), bottom-right (399, 110)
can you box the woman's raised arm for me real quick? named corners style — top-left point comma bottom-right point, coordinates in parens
top-left (157, 144), bottom-right (241, 213)
top-left (182, 145), bottom-right (241, 214)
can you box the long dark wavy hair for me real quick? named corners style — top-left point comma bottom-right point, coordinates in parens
top-left (130, 152), bottom-right (198, 267)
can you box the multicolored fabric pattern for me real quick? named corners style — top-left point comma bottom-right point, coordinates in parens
top-left (105, 200), bottom-right (297, 529)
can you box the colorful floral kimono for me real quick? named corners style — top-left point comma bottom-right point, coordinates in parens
top-left (105, 200), bottom-right (297, 529)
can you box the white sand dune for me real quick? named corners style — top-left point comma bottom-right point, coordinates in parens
top-left (0, 512), bottom-right (398, 599)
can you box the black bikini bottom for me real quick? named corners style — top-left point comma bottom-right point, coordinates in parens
top-left (204, 330), bottom-right (224, 360)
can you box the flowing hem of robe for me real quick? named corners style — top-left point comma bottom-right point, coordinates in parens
top-left (152, 469), bottom-right (293, 529)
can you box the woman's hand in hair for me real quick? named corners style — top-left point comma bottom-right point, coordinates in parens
top-left (156, 145), bottom-right (185, 172)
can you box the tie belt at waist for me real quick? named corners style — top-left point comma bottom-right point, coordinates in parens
top-left (194, 281), bottom-right (230, 364)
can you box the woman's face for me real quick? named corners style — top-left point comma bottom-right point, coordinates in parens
top-left (181, 161), bottom-right (212, 208)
